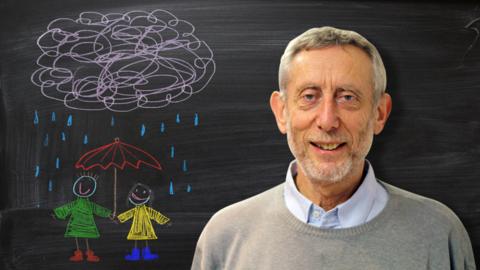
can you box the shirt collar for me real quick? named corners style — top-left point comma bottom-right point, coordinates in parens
top-left (283, 159), bottom-right (379, 227)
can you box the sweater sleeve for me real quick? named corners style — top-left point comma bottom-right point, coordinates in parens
top-left (191, 211), bottom-right (229, 270)
top-left (447, 218), bottom-right (476, 270)
top-left (191, 223), bottom-right (220, 270)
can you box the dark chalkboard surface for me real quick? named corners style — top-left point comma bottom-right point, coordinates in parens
top-left (0, 0), bottom-right (479, 269)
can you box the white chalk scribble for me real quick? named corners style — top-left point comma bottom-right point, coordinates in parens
top-left (31, 10), bottom-right (216, 112)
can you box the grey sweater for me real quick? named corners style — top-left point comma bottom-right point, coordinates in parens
top-left (192, 182), bottom-right (476, 270)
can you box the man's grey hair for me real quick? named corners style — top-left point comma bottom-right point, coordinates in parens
top-left (278, 26), bottom-right (387, 103)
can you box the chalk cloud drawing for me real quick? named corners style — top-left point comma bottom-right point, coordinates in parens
top-left (31, 10), bottom-right (216, 112)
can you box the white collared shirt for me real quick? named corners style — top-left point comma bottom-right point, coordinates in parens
top-left (283, 160), bottom-right (388, 228)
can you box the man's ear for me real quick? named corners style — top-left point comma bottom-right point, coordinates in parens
top-left (374, 93), bottom-right (392, 135)
top-left (270, 91), bottom-right (287, 134)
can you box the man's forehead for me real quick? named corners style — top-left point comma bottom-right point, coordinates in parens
top-left (288, 45), bottom-right (374, 91)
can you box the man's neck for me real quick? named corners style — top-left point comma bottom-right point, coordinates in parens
top-left (295, 162), bottom-right (366, 211)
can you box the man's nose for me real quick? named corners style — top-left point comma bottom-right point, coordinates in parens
top-left (315, 98), bottom-right (340, 131)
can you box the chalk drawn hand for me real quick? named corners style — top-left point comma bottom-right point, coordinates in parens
top-left (165, 221), bottom-right (173, 227)
top-left (109, 214), bottom-right (119, 224)
top-left (50, 212), bottom-right (57, 220)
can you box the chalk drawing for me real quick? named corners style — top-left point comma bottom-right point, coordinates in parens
top-left (169, 180), bottom-right (174, 195)
top-left (75, 138), bottom-right (162, 217)
top-left (35, 165), bottom-right (40, 178)
top-left (194, 113), bottom-right (199, 126)
top-left (117, 183), bottom-right (170, 261)
top-left (43, 133), bottom-right (49, 146)
top-left (31, 10), bottom-right (216, 112)
top-left (53, 174), bottom-right (112, 262)
top-left (34, 110), bottom-right (39, 126)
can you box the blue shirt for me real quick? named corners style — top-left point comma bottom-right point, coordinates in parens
top-left (283, 160), bottom-right (388, 229)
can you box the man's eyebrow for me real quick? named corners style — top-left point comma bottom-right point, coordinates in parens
top-left (296, 83), bottom-right (321, 92)
top-left (336, 85), bottom-right (363, 97)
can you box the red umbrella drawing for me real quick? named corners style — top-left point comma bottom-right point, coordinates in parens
top-left (75, 137), bottom-right (162, 216)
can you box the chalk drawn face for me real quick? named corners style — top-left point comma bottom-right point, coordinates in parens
top-left (128, 184), bottom-right (151, 206)
top-left (72, 176), bottom-right (97, 198)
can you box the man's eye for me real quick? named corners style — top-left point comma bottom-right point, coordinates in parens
top-left (301, 92), bottom-right (317, 103)
top-left (338, 94), bottom-right (356, 102)
top-left (304, 94), bottom-right (315, 101)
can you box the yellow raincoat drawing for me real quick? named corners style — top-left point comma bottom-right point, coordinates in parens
top-left (117, 204), bottom-right (170, 240)
top-left (118, 182), bottom-right (170, 261)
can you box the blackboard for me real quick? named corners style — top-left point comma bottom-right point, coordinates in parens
top-left (1, 0), bottom-right (479, 269)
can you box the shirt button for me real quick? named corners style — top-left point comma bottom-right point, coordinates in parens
top-left (312, 211), bottom-right (321, 218)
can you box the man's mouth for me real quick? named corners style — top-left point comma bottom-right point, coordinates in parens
top-left (310, 142), bottom-right (346, 151)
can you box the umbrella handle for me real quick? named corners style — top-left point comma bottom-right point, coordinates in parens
top-left (113, 168), bottom-right (117, 217)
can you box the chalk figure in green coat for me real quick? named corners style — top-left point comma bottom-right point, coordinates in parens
top-left (53, 174), bottom-right (112, 262)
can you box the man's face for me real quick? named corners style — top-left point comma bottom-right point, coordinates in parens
top-left (271, 45), bottom-right (391, 183)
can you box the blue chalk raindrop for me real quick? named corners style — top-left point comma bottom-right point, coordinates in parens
top-left (141, 124), bottom-right (146, 137)
top-left (111, 116), bottom-right (115, 127)
top-left (194, 113), bottom-right (199, 126)
top-left (43, 133), bottom-right (49, 146)
top-left (160, 122), bottom-right (165, 133)
top-left (55, 157), bottom-right (60, 169)
top-left (187, 184), bottom-right (192, 193)
top-left (67, 115), bottom-right (72, 127)
top-left (33, 110), bottom-right (39, 126)
top-left (169, 180), bottom-right (175, 195)
top-left (176, 113), bottom-right (181, 124)
top-left (48, 179), bottom-right (53, 192)
top-left (51, 112), bottom-right (56, 122)
top-left (182, 160), bottom-right (188, 172)
top-left (83, 134), bottom-right (88, 145)
top-left (61, 132), bottom-right (66, 141)
top-left (35, 165), bottom-right (40, 178)
top-left (170, 145), bottom-right (175, 159)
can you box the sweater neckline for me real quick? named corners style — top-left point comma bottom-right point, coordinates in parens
top-left (276, 180), bottom-right (398, 237)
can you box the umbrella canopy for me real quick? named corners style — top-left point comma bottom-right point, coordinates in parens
top-left (75, 137), bottom-right (162, 217)
top-left (75, 137), bottom-right (162, 171)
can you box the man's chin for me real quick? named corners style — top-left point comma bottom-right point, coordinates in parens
top-left (299, 159), bottom-right (353, 184)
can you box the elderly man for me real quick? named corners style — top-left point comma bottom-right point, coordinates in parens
top-left (192, 27), bottom-right (476, 269)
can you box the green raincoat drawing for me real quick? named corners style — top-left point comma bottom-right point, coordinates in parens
top-left (53, 175), bottom-right (112, 262)
top-left (54, 197), bottom-right (111, 238)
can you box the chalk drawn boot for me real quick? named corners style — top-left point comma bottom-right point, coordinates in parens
top-left (142, 246), bottom-right (159, 260)
top-left (69, 249), bottom-right (83, 262)
top-left (86, 249), bottom-right (100, 262)
top-left (125, 247), bottom-right (141, 261)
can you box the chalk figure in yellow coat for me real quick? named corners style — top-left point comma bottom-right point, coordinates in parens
top-left (117, 183), bottom-right (170, 261)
